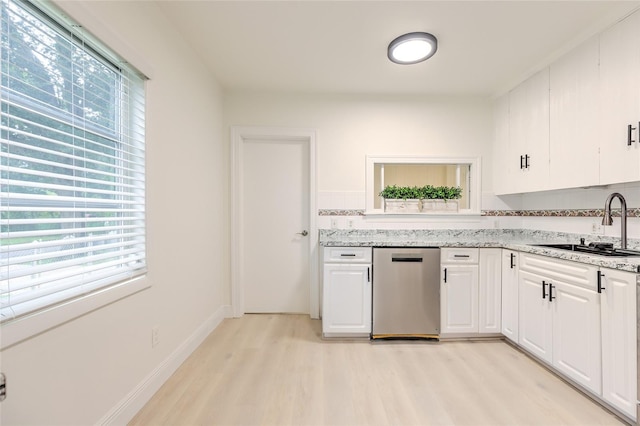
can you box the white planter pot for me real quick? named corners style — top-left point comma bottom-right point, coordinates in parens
top-left (421, 199), bottom-right (459, 213)
top-left (384, 199), bottom-right (421, 213)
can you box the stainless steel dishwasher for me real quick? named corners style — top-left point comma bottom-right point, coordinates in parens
top-left (372, 247), bottom-right (440, 340)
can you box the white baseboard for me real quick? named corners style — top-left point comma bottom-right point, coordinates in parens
top-left (98, 304), bottom-right (232, 425)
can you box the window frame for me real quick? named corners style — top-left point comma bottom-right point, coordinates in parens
top-left (365, 155), bottom-right (482, 215)
top-left (0, 0), bottom-right (148, 349)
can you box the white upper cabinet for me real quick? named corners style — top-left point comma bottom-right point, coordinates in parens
top-left (600, 10), bottom-right (640, 185)
top-left (549, 36), bottom-right (600, 189)
top-left (493, 94), bottom-right (513, 195)
top-left (493, 8), bottom-right (640, 193)
top-left (508, 68), bottom-right (550, 193)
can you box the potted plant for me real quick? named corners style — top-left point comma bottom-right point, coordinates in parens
top-left (420, 185), bottom-right (462, 212)
top-left (378, 185), bottom-right (421, 213)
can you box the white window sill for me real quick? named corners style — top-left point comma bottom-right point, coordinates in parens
top-left (1, 275), bottom-right (150, 350)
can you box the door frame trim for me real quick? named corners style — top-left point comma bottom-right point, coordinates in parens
top-left (230, 126), bottom-right (318, 318)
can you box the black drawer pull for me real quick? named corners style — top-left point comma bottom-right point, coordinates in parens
top-left (340, 254), bottom-right (357, 257)
top-left (453, 254), bottom-right (470, 258)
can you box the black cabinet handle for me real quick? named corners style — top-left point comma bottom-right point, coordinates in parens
top-left (597, 270), bottom-right (605, 293)
top-left (628, 124), bottom-right (637, 146)
top-left (549, 283), bottom-right (556, 302)
top-left (525, 154), bottom-right (530, 169)
top-left (542, 281), bottom-right (548, 299)
top-left (520, 155), bottom-right (525, 169)
top-left (453, 254), bottom-right (470, 258)
top-left (510, 253), bottom-right (515, 269)
top-left (444, 268), bottom-right (447, 283)
top-left (367, 267), bottom-right (370, 283)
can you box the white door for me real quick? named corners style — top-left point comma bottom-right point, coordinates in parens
top-left (236, 133), bottom-right (313, 314)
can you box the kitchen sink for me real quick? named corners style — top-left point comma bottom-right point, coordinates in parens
top-left (534, 243), bottom-right (640, 257)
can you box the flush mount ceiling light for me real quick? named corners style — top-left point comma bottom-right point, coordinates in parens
top-left (388, 32), bottom-right (438, 65)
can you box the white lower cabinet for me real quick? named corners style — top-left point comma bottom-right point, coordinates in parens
top-left (518, 253), bottom-right (601, 394)
top-left (441, 248), bottom-right (501, 336)
top-left (551, 279), bottom-right (602, 394)
top-left (600, 268), bottom-right (637, 419)
top-left (322, 247), bottom-right (372, 337)
top-left (479, 248), bottom-right (502, 334)
top-left (441, 263), bottom-right (479, 334)
top-left (518, 269), bottom-right (553, 363)
top-left (501, 250), bottom-right (519, 342)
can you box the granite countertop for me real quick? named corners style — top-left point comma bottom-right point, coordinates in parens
top-left (319, 229), bottom-right (640, 273)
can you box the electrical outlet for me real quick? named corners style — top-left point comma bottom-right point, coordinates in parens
top-left (346, 219), bottom-right (354, 229)
top-left (591, 222), bottom-right (603, 234)
top-left (151, 326), bottom-right (159, 348)
top-left (331, 218), bottom-right (339, 229)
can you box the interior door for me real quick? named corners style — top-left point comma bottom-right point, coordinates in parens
top-left (241, 137), bottom-right (310, 313)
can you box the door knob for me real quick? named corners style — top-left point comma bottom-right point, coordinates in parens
top-left (297, 230), bottom-right (309, 236)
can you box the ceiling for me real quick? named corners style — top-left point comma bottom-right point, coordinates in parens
top-left (157, 1), bottom-right (640, 97)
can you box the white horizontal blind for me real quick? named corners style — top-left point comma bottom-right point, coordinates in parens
top-left (1, 0), bottom-right (146, 322)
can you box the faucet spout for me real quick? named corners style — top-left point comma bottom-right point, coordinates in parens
top-left (602, 192), bottom-right (627, 249)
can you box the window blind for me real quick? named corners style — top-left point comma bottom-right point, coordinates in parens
top-left (1, 0), bottom-right (146, 322)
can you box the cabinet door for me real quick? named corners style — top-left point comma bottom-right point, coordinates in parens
top-left (601, 268), bottom-right (638, 418)
top-left (551, 280), bottom-right (602, 395)
top-left (493, 94), bottom-right (513, 195)
top-left (479, 249), bottom-right (502, 334)
top-left (509, 68), bottom-right (550, 192)
top-left (322, 264), bottom-right (371, 336)
top-left (501, 250), bottom-right (519, 342)
top-left (441, 264), bottom-right (479, 334)
top-left (599, 9), bottom-right (640, 185)
top-left (549, 36), bottom-right (600, 189)
top-left (518, 270), bottom-right (553, 364)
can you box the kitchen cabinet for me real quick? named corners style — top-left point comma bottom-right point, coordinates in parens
top-left (479, 248), bottom-right (502, 334)
top-left (441, 248), bottom-right (479, 334)
top-left (322, 247), bottom-right (372, 337)
top-left (549, 36), bottom-right (600, 189)
top-left (507, 68), bottom-right (550, 193)
top-left (501, 249), bottom-right (519, 343)
top-left (600, 268), bottom-right (637, 419)
top-left (599, 9), bottom-right (640, 185)
top-left (518, 268), bottom-right (553, 363)
top-left (493, 94), bottom-right (513, 195)
top-left (441, 248), bottom-right (502, 336)
top-left (493, 69), bottom-right (550, 195)
top-left (518, 253), bottom-right (601, 394)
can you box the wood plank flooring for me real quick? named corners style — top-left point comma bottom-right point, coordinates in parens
top-left (129, 314), bottom-right (625, 426)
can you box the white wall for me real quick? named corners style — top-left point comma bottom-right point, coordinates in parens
top-left (224, 92), bottom-right (494, 191)
top-left (0, 1), bottom-right (229, 424)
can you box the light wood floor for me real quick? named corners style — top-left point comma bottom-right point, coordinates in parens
top-left (130, 314), bottom-right (625, 426)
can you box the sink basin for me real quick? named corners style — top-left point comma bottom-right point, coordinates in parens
top-left (534, 243), bottom-right (640, 257)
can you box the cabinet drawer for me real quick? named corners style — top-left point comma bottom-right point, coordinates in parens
top-left (441, 248), bottom-right (479, 264)
top-left (323, 247), bottom-right (372, 263)
top-left (519, 252), bottom-right (597, 290)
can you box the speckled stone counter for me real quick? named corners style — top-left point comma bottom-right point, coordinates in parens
top-left (319, 229), bottom-right (640, 273)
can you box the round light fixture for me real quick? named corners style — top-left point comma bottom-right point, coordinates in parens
top-left (388, 32), bottom-right (438, 65)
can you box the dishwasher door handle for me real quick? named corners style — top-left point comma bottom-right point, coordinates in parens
top-left (391, 254), bottom-right (423, 262)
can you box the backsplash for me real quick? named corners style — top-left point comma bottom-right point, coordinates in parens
top-left (319, 208), bottom-right (640, 217)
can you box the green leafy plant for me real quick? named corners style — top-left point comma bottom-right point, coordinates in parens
top-left (418, 185), bottom-right (462, 200)
top-left (378, 185), bottom-right (421, 199)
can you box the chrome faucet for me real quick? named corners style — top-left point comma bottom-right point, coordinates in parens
top-left (602, 192), bottom-right (627, 249)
